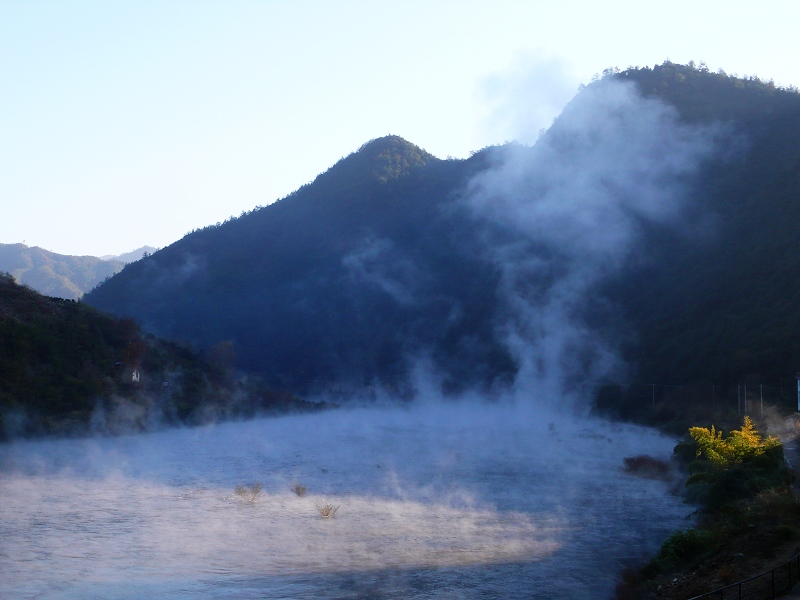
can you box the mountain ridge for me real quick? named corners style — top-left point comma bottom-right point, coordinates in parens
top-left (85, 64), bottom-right (800, 405)
top-left (0, 243), bottom-right (124, 300)
top-left (85, 135), bottom-right (504, 392)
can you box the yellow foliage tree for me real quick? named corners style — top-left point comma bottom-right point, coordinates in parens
top-left (689, 416), bottom-right (780, 468)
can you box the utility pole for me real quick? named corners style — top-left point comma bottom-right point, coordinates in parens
top-left (796, 374), bottom-right (800, 412)
top-left (760, 384), bottom-right (763, 420)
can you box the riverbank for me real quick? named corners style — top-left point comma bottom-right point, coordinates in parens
top-left (615, 416), bottom-right (800, 599)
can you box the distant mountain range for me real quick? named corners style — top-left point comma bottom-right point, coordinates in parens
top-left (100, 246), bottom-right (158, 264)
top-left (84, 62), bottom-right (800, 403)
top-left (0, 244), bottom-right (157, 300)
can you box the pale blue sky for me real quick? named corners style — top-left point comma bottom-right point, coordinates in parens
top-left (1, 1), bottom-right (797, 256)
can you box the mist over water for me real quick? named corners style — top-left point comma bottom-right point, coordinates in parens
top-left (0, 404), bottom-right (688, 599)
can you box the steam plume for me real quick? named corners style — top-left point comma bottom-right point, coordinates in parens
top-left (466, 78), bottom-right (720, 406)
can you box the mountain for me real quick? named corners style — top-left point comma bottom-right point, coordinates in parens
top-left (0, 273), bottom-right (311, 439)
top-left (87, 136), bottom-right (507, 393)
top-left (100, 246), bottom-right (158, 264)
top-left (607, 65), bottom-right (800, 384)
top-left (84, 64), bottom-right (800, 406)
top-left (0, 243), bottom-right (124, 299)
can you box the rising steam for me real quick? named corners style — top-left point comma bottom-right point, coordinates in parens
top-left (465, 78), bottom-right (720, 406)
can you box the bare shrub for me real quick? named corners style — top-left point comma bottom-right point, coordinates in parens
top-left (292, 483), bottom-right (307, 497)
top-left (315, 501), bottom-right (339, 518)
top-left (234, 482), bottom-right (263, 503)
top-left (622, 455), bottom-right (671, 480)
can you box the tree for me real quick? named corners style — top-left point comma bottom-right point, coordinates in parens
top-left (689, 416), bottom-right (780, 468)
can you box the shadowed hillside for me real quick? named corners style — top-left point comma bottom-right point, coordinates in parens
top-left (0, 273), bottom-right (312, 439)
top-left (85, 65), bottom-right (800, 409)
top-left (86, 136), bottom-right (514, 394)
top-left (596, 63), bottom-right (800, 422)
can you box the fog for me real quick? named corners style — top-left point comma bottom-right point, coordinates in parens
top-left (0, 403), bottom-right (687, 599)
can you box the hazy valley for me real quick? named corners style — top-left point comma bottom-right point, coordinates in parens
top-left (4, 61), bottom-right (800, 599)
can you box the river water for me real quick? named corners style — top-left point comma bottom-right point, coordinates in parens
top-left (0, 403), bottom-right (689, 599)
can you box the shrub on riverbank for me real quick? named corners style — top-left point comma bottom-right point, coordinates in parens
top-left (683, 416), bottom-right (787, 509)
top-left (616, 417), bottom-right (798, 598)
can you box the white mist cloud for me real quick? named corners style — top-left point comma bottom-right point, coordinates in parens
top-left (477, 53), bottom-right (581, 145)
top-left (342, 237), bottom-right (422, 305)
top-left (466, 78), bottom-right (721, 406)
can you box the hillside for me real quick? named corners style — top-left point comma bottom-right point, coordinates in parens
top-left (86, 136), bottom-right (512, 394)
top-left (0, 273), bottom-right (311, 439)
top-left (84, 64), bottom-right (800, 406)
top-left (0, 243), bottom-right (124, 299)
top-left (612, 63), bottom-right (800, 385)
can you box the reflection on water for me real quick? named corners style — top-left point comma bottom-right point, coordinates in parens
top-left (0, 403), bottom-right (688, 598)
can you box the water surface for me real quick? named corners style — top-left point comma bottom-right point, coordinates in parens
top-left (0, 403), bottom-right (688, 598)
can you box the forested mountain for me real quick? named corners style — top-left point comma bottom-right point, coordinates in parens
top-left (0, 243), bottom-right (124, 299)
top-left (0, 274), bottom-right (309, 439)
top-left (610, 64), bottom-right (800, 385)
top-left (88, 136), bottom-right (506, 393)
top-left (84, 63), bottom-right (800, 402)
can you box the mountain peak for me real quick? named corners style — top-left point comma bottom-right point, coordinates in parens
top-left (312, 136), bottom-right (436, 192)
top-left (354, 134), bottom-right (429, 157)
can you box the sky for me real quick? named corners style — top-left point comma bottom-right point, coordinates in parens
top-left (1, 0), bottom-right (798, 257)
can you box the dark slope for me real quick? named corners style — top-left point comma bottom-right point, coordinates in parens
top-left (85, 136), bottom-right (514, 392)
top-left (0, 243), bottom-right (124, 299)
top-left (85, 67), bottom-right (800, 403)
top-left (607, 63), bottom-right (800, 386)
top-left (0, 274), bottom-right (308, 439)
